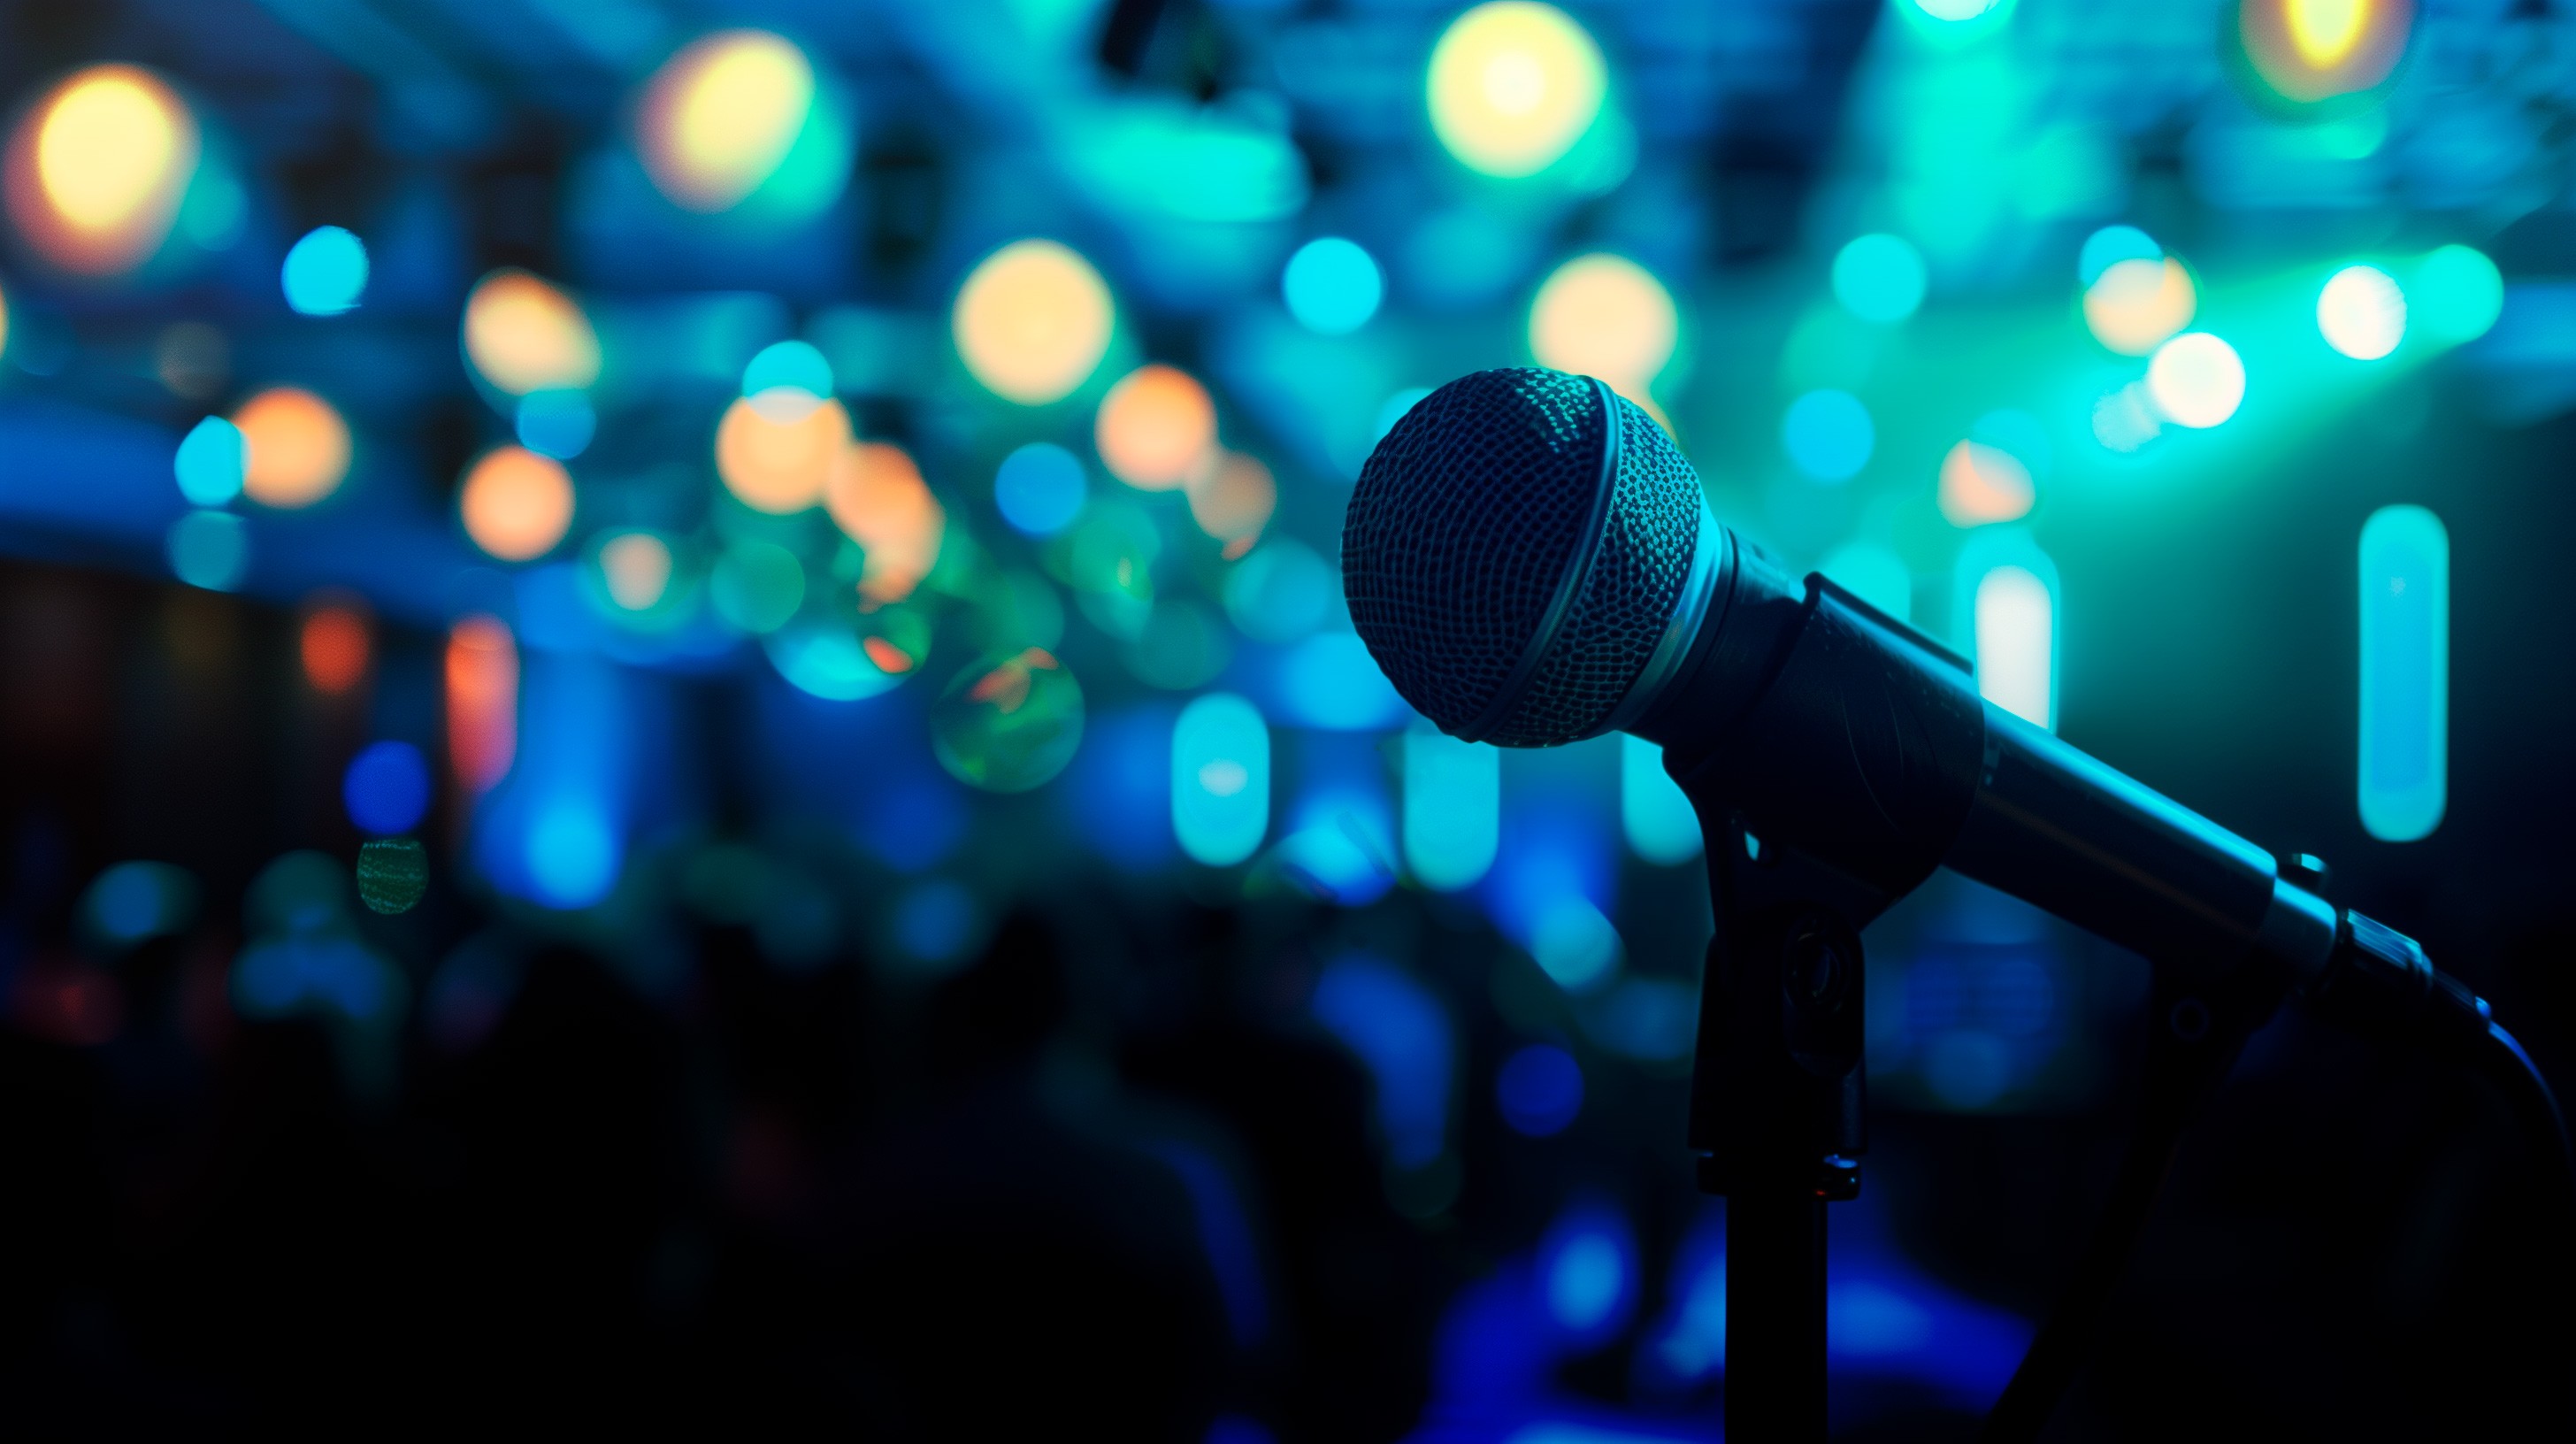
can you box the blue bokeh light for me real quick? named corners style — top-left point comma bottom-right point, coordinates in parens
top-left (516, 389), bottom-right (596, 459)
top-left (1276, 632), bottom-right (1410, 731)
top-left (1283, 236), bottom-right (1384, 335)
top-left (343, 741), bottom-right (433, 835)
top-left (1497, 1043), bottom-right (1583, 1137)
top-left (893, 879), bottom-right (977, 964)
top-left (1782, 388), bottom-right (1874, 481)
top-left (281, 225), bottom-right (369, 315)
top-left (1310, 954), bottom-right (1453, 1169)
top-left (527, 802), bottom-right (618, 909)
top-left (167, 510), bottom-right (248, 591)
top-left (174, 417), bottom-right (245, 505)
top-left (994, 442), bottom-right (1088, 536)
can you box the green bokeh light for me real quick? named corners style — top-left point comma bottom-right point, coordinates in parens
top-left (932, 648), bottom-right (1086, 793)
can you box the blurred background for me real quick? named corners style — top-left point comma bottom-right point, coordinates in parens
top-left (0, 0), bottom-right (2571, 1437)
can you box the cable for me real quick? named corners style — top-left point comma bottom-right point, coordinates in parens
top-left (2468, 1021), bottom-right (2576, 1227)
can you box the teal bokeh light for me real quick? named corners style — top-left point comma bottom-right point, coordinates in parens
top-left (2077, 225), bottom-right (2159, 287)
top-left (742, 339), bottom-right (834, 398)
top-left (2412, 244), bottom-right (2503, 346)
top-left (281, 226), bottom-right (368, 316)
top-left (1283, 237), bottom-right (1384, 336)
top-left (1781, 388), bottom-right (1874, 481)
top-left (174, 416), bottom-right (245, 506)
top-left (167, 510), bottom-right (248, 591)
top-left (1831, 234), bottom-right (1926, 324)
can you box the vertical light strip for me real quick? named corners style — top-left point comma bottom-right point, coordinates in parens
top-left (1619, 734), bottom-right (1701, 864)
top-left (1403, 724), bottom-right (1498, 890)
top-left (2358, 504), bottom-right (2447, 841)
top-left (445, 613), bottom-right (518, 794)
top-left (1974, 565), bottom-right (2055, 731)
top-left (1173, 692), bottom-right (1270, 865)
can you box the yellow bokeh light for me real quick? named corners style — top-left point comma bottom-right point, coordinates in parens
top-left (2288, 0), bottom-right (2368, 65)
top-left (1427, 2), bottom-right (1606, 178)
top-left (2240, 0), bottom-right (2411, 104)
top-left (460, 446), bottom-right (576, 562)
top-left (717, 393), bottom-right (848, 513)
top-left (1095, 364), bottom-right (1217, 491)
top-left (600, 533), bottom-right (675, 611)
top-left (2082, 257), bottom-right (2196, 356)
top-left (1529, 253), bottom-right (1677, 402)
top-left (953, 239), bottom-right (1116, 405)
top-left (827, 442), bottom-right (947, 605)
top-left (1937, 441), bottom-right (2035, 528)
top-left (463, 270), bottom-right (601, 396)
top-left (637, 31), bottom-right (815, 212)
top-left (1188, 452), bottom-right (1276, 559)
top-left (5, 65), bottom-right (198, 274)
top-left (234, 387), bottom-right (350, 508)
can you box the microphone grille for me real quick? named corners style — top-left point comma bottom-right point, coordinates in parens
top-left (1342, 368), bottom-right (1703, 746)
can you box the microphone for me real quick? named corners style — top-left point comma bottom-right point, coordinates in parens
top-left (1342, 367), bottom-right (2457, 1033)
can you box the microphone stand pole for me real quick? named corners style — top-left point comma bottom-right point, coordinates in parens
top-left (1689, 818), bottom-right (1883, 1442)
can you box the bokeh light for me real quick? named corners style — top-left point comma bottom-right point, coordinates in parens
top-left (953, 239), bottom-right (1115, 405)
top-left (743, 339), bottom-right (832, 400)
top-left (636, 30), bottom-right (821, 212)
top-left (827, 441), bottom-right (946, 604)
top-left (459, 446), bottom-right (576, 562)
top-left (1819, 541), bottom-right (1913, 622)
top-left (1282, 237), bottom-right (1384, 335)
top-left (343, 740), bottom-right (431, 835)
top-left (2239, 0), bottom-right (2414, 104)
top-left (2083, 257), bottom-right (2196, 355)
top-left (281, 225), bottom-right (367, 315)
top-left (5, 65), bottom-right (199, 275)
top-left (301, 602), bottom-right (370, 695)
top-left (1427, 2), bottom-right (1607, 179)
top-left (1186, 452), bottom-right (1276, 559)
top-left (1974, 565), bottom-right (2054, 730)
top-left (2413, 243), bottom-right (2502, 345)
top-left (463, 269), bottom-right (601, 396)
top-left (932, 648), bottom-right (1085, 793)
top-left (766, 624), bottom-right (902, 701)
top-left (166, 510), bottom-right (246, 591)
top-left (597, 532), bottom-right (676, 611)
top-left (1498, 1043), bottom-right (1583, 1137)
top-left (172, 415), bottom-right (244, 506)
top-left (717, 393), bottom-right (849, 513)
top-left (994, 442), bottom-right (1087, 536)
top-left (1781, 388), bottom-right (1874, 481)
top-left (2146, 332), bottom-right (2246, 428)
top-left (1173, 693), bottom-right (1269, 866)
top-left (515, 390), bottom-right (595, 460)
top-left (709, 539), bottom-right (804, 633)
top-left (234, 387), bottom-right (350, 508)
top-left (445, 615), bottom-right (518, 794)
top-left (1529, 254), bottom-right (1677, 402)
top-left (1223, 540), bottom-right (1334, 644)
top-left (1938, 441), bottom-right (2036, 527)
top-left (2318, 264), bottom-right (2405, 359)
top-left (1097, 364), bottom-right (1217, 491)
top-left (1832, 234), bottom-right (1927, 325)
top-left (356, 838), bottom-right (428, 916)
top-left (2077, 225), bottom-right (2160, 286)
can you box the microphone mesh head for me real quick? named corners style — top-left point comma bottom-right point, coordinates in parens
top-left (1342, 368), bottom-right (1704, 747)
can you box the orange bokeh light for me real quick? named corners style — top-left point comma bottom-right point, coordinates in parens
top-left (234, 387), bottom-right (351, 508)
top-left (827, 441), bottom-right (947, 604)
top-left (300, 601), bottom-right (372, 695)
top-left (459, 446), bottom-right (576, 562)
top-left (717, 393), bottom-right (848, 513)
top-left (1936, 441), bottom-right (2036, 528)
top-left (1095, 364), bottom-right (1216, 491)
top-left (1187, 451), bottom-right (1276, 559)
top-left (4, 65), bottom-right (199, 276)
top-left (463, 269), bottom-right (601, 396)
top-left (445, 614), bottom-right (518, 795)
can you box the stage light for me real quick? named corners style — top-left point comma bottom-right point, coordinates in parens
top-left (636, 30), bottom-right (819, 212)
top-left (514, 390), bottom-right (594, 460)
top-left (1819, 540), bottom-right (1913, 621)
top-left (2076, 225), bottom-right (2160, 286)
top-left (827, 441), bottom-right (946, 604)
top-left (2413, 243), bottom-right (2502, 344)
top-left (1781, 388), bottom-right (1874, 481)
top-left (445, 615), bottom-right (518, 794)
top-left (2082, 256), bottom-right (2196, 355)
top-left (5, 65), bottom-right (198, 275)
top-left (1832, 234), bottom-right (1926, 325)
top-left (1497, 1043), bottom-right (1582, 1137)
top-left (280, 226), bottom-right (366, 315)
top-left (463, 269), bottom-right (601, 396)
top-left (1186, 452), bottom-right (1275, 557)
top-left (165, 510), bottom-right (245, 591)
top-left (2238, 0), bottom-right (2412, 105)
top-left (2318, 264), bottom-right (2405, 359)
top-left (1282, 237), bottom-right (1384, 335)
top-left (172, 416), bottom-right (244, 506)
top-left (1097, 363), bottom-right (1217, 490)
top-left (1173, 692), bottom-right (1269, 866)
top-left (2358, 504), bottom-right (2445, 841)
top-left (1620, 736), bottom-right (1700, 864)
top-left (742, 339), bottom-right (832, 400)
top-left (301, 603), bottom-right (370, 695)
top-left (953, 239), bottom-right (1115, 405)
top-left (993, 442), bottom-right (1087, 536)
top-left (343, 741), bottom-right (431, 836)
top-left (1529, 253), bottom-right (1676, 403)
top-left (233, 388), bottom-right (349, 508)
top-left (597, 532), bottom-right (674, 611)
top-left (1428, 2), bottom-right (1606, 179)
top-left (459, 446), bottom-right (575, 562)
top-left (932, 647), bottom-right (1085, 793)
top-left (716, 393), bottom-right (848, 513)
top-left (1403, 725), bottom-right (1497, 891)
top-left (1937, 440), bottom-right (2036, 526)
top-left (1974, 565), bottom-right (2053, 730)
top-left (2146, 332), bottom-right (2245, 428)
top-left (709, 540), bottom-right (804, 634)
